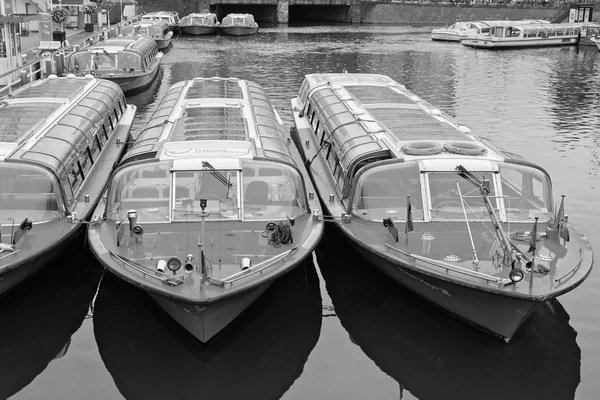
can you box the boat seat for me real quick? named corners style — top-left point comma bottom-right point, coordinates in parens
top-left (131, 185), bottom-right (161, 199)
top-left (245, 180), bottom-right (269, 206)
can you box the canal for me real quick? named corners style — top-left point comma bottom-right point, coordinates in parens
top-left (3, 24), bottom-right (600, 399)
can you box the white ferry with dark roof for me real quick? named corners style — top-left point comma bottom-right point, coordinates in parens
top-left (88, 77), bottom-right (323, 343)
top-left (291, 73), bottom-right (593, 342)
top-left (0, 75), bottom-right (136, 296)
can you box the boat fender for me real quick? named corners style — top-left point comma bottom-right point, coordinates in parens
top-left (444, 142), bottom-right (487, 156)
top-left (401, 141), bottom-right (444, 156)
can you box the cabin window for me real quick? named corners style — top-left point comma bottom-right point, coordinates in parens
top-left (89, 136), bottom-right (102, 160)
top-left (0, 164), bottom-right (64, 223)
top-left (172, 170), bottom-right (240, 221)
top-left (242, 160), bottom-right (307, 220)
top-left (102, 123), bottom-right (109, 140)
top-left (97, 128), bottom-right (107, 146)
top-left (79, 153), bottom-right (92, 177)
top-left (117, 53), bottom-right (140, 72)
top-left (61, 176), bottom-right (74, 206)
top-left (351, 161), bottom-right (422, 222)
top-left (113, 108), bottom-right (119, 121)
top-left (499, 162), bottom-right (551, 222)
top-left (108, 116), bottom-right (114, 130)
top-left (107, 162), bottom-right (172, 223)
top-left (69, 163), bottom-right (83, 195)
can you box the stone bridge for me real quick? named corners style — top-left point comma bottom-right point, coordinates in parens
top-left (202, 0), bottom-right (361, 23)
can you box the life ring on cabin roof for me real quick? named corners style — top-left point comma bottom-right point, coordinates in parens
top-left (444, 141), bottom-right (487, 156)
top-left (401, 141), bottom-right (444, 156)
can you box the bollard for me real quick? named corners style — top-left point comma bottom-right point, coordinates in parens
top-left (54, 54), bottom-right (64, 75)
top-left (19, 70), bottom-right (29, 85)
top-left (44, 59), bottom-right (53, 78)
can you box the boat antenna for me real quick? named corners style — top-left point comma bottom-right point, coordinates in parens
top-left (456, 181), bottom-right (479, 268)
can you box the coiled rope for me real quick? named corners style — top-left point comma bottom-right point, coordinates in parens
top-left (262, 221), bottom-right (293, 247)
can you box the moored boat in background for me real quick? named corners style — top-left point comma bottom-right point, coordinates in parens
top-left (291, 73), bottom-right (593, 342)
top-left (65, 36), bottom-right (163, 94)
top-left (0, 75), bottom-right (135, 297)
top-left (119, 20), bottom-right (173, 51)
top-left (461, 22), bottom-right (583, 49)
top-left (141, 11), bottom-right (180, 33)
top-left (180, 13), bottom-right (220, 36)
top-left (88, 77), bottom-right (323, 343)
top-left (219, 13), bottom-right (258, 36)
top-left (431, 19), bottom-right (549, 42)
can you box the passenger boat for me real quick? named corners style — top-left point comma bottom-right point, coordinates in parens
top-left (431, 19), bottom-right (549, 42)
top-left (291, 73), bottom-right (593, 342)
top-left (119, 20), bottom-right (173, 51)
top-left (141, 11), bottom-right (180, 33)
top-left (219, 13), bottom-right (258, 36)
top-left (180, 13), bottom-right (220, 36)
top-left (317, 226), bottom-right (580, 399)
top-left (461, 23), bottom-right (583, 49)
top-left (93, 262), bottom-right (321, 398)
top-left (65, 36), bottom-right (163, 94)
top-left (0, 75), bottom-right (136, 297)
top-left (88, 77), bottom-right (324, 343)
top-left (591, 36), bottom-right (600, 50)
top-left (580, 23), bottom-right (600, 46)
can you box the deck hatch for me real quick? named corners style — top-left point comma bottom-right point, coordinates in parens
top-left (368, 108), bottom-right (466, 141)
top-left (0, 103), bottom-right (61, 143)
top-left (185, 79), bottom-right (242, 100)
top-left (343, 85), bottom-right (414, 104)
top-left (170, 107), bottom-right (247, 141)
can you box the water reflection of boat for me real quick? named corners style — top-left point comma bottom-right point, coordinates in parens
top-left (93, 259), bottom-right (322, 400)
top-left (318, 226), bottom-right (581, 400)
top-left (0, 240), bottom-right (101, 399)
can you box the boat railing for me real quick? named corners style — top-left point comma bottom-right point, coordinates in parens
top-left (385, 243), bottom-right (513, 286)
top-left (209, 247), bottom-right (298, 287)
top-left (0, 17), bottom-right (142, 98)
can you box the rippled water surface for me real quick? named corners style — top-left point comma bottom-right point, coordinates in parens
top-left (4, 25), bottom-right (600, 400)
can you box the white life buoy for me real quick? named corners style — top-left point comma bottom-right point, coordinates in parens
top-left (401, 141), bottom-right (444, 156)
top-left (444, 141), bottom-right (487, 156)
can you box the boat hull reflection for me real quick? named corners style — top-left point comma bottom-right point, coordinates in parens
top-left (0, 239), bottom-right (101, 399)
top-left (318, 226), bottom-right (580, 400)
top-left (93, 260), bottom-right (322, 399)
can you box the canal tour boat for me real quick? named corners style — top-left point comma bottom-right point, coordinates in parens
top-left (65, 36), bottom-right (163, 94)
top-left (0, 75), bottom-right (136, 297)
top-left (141, 11), bottom-right (180, 33)
top-left (88, 77), bottom-right (324, 343)
top-left (431, 19), bottom-right (549, 42)
top-left (461, 23), bottom-right (583, 49)
top-left (119, 20), bottom-right (173, 51)
top-left (180, 13), bottom-right (220, 36)
top-left (219, 13), bottom-right (258, 36)
top-left (290, 73), bottom-right (593, 342)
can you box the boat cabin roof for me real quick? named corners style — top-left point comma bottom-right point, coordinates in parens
top-left (491, 22), bottom-right (583, 32)
top-left (83, 36), bottom-right (157, 55)
top-left (0, 76), bottom-right (123, 174)
top-left (121, 77), bottom-right (294, 168)
top-left (297, 73), bottom-right (507, 174)
top-left (223, 13), bottom-right (256, 23)
top-left (183, 13), bottom-right (217, 19)
top-left (121, 20), bottom-right (169, 35)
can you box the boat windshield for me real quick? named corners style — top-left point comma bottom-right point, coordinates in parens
top-left (351, 162), bottom-right (424, 222)
top-left (0, 163), bottom-right (63, 224)
top-left (107, 160), bottom-right (308, 223)
top-left (241, 160), bottom-right (307, 220)
top-left (351, 161), bottom-right (551, 223)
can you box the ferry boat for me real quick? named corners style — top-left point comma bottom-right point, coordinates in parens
top-left (290, 73), bottom-right (593, 342)
top-left (119, 20), bottom-right (173, 51)
top-left (180, 13), bottom-right (220, 36)
top-left (141, 11), bottom-right (180, 33)
top-left (461, 23), bottom-right (583, 49)
top-left (0, 75), bottom-right (136, 297)
top-left (219, 13), bottom-right (258, 37)
top-left (431, 19), bottom-right (549, 42)
top-left (65, 36), bottom-right (163, 94)
top-left (88, 77), bottom-right (323, 343)
top-left (580, 23), bottom-right (600, 46)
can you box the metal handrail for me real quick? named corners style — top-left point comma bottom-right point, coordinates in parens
top-left (554, 242), bottom-right (584, 285)
top-left (209, 246), bottom-right (298, 287)
top-left (385, 243), bottom-right (511, 285)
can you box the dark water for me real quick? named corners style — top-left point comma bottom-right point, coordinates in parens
top-left (4, 25), bottom-right (600, 399)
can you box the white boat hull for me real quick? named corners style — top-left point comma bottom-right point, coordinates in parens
top-left (461, 37), bottom-right (579, 49)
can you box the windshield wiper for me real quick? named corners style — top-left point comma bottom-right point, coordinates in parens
top-left (456, 165), bottom-right (529, 268)
top-left (202, 161), bottom-right (232, 187)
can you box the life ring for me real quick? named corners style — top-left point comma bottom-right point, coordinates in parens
top-left (444, 141), bottom-right (487, 156)
top-left (509, 230), bottom-right (543, 242)
top-left (401, 141), bottom-right (444, 156)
